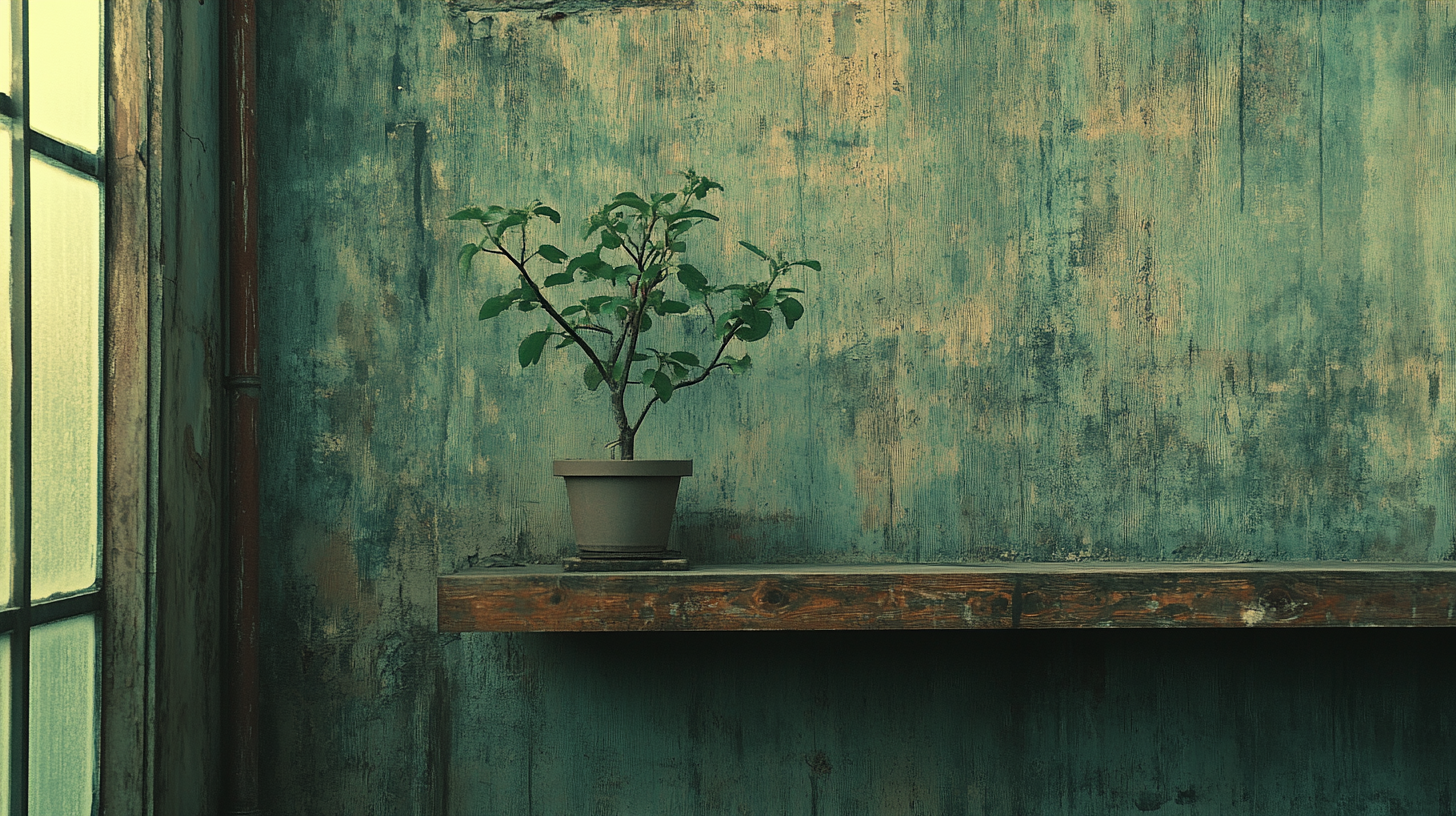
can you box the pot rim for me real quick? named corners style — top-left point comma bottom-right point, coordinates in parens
top-left (553, 459), bottom-right (693, 477)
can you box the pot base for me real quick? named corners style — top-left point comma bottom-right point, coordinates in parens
top-left (563, 555), bottom-right (689, 573)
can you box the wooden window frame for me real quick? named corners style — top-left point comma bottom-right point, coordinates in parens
top-left (1, 0), bottom-right (153, 813)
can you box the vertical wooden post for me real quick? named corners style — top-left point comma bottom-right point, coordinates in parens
top-left (100, 0), bottom-right (157, 811)
top-left (223, 0), bottom-right (261, 813)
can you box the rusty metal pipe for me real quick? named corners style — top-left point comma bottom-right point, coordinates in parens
top-left (223, 0), bottom-right (261, 814)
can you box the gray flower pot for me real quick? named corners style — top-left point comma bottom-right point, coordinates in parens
top-left (553, 459), bottom-right (693, 558)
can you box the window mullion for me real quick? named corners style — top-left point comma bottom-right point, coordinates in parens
top-left (7, 0), bottom-right (30, 813)
top-left (25, 132), bottom-right (97, 181)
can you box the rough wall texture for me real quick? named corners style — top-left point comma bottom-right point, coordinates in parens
top-left (257, 2), bottom-right (1456, 813)
top-left (155, 0), bottom-right (224, 812)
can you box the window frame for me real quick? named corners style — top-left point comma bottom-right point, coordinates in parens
top-left (3, 1), bottom-right (107, 812)
top-left (2, 0), bottom-right (154, 813)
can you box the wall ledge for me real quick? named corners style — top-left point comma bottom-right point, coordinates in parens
top-left (438, 561), bottom-right (1456, 632)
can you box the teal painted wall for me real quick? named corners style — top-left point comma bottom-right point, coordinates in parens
top-left (257, 2), bottom-right (1456, 813)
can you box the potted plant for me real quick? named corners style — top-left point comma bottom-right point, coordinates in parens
top-left (450, 170), bottom-right (821, 561)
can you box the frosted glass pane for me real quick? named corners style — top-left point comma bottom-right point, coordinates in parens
top-left (1, 633), bottom-right (10, 816)
top-left (0, 123), bottom-right (11, 608)
top-left (29, 0), bottom-right (101, 153)
top-left (30, 615), bottom-right (96, 816)
top-left (30, 157), bottom-right (100, 601)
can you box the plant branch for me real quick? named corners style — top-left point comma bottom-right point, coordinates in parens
top-left (630, 320), bottom-right (740, 434)
top-left (613, 225), bottom-right (644, 269)
top-left (619, 305), bottom-right (646, 398)
top-left (491, 233), bottom-right (612, 384)
top-left (674, 323), bottom-right (740, 391)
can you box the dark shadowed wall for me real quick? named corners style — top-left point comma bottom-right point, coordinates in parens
top-left (256, 2), bottom-right (1455, 813)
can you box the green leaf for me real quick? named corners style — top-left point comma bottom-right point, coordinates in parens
top-left (580, 215), bottom-right (605, 241)
top-left (668, 351), bottom-right (701, 367)
top-left (676, 264), bottom-right (708, 292)
top-left (555, 336), bottom-right (576, 349)
top-left (458, 242), bottom-right (481, 274)
top-left (714, 313), bottom-right (738, 340)
top-left (668, 241), bottom-right (687, 253)
top-left (581, 259), bottom-right (613, 280)
top-left (603, 297), bottom-right (635, 314)
top-left (478, 293), bottom-right (518, 320)
top-left (612, 265), bottom-right (638, 284)
top-left (600, 230), bottom-right (623, 249)
top-left (533, 205), bottom-right (562, 223)
top-left (611, 192), bottom-right (651, 214)
top-left (584, 363), bottom-right (604, 391)
top-left (727, 354), bottom-right (753, 374)
top-left (583, 295), bottom-right (614, 314)
top-left (789, 259), bottom-right (822, 272)
top-left (515, 300), bottom-right (538, 312)
top-left (449, 206), bottom-right (489, 221)
top-left (562, 304), bottom-right (585, 316)
top-left (638, 311), bottom-right (653, 332)
top-left (666, 208), bottom-right (720, 225)
top-left (499, 211), bottom-right (529, 229)
top-left (736, 308), bottom-right (773, 341)
top-left (738, 240), bottom-right (770, 260)
top-left (776, 287), bottom-right (805, 294)
top-left (537, 244), bottom-right (568, 264)
top-left (778, 296), bottom-right (804, 329)
top-left (518, 331), bottom-right (553, 367)
top-left (566, 251), bottom-right (600, 276)
top-left (651, 370), bottom-right (675, 403)
top-left (755, 292), bottom-right (776, 309)
top-left (543, 271), bottom-right (575, 287)
top-left (657, 299), bottom-right (691, 315)
top-left (631, 352), bottom-right (650, 362)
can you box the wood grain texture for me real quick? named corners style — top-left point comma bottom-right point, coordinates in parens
top-left (440, 563), bottom-right (1456, 631)
top-left (100, 0), bottom-right (153, 811)
top-left (154, 1), bottom-right (227, 813)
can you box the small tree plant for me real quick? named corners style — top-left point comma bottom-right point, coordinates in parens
top-left (450, 171), bottom-right (822, 460)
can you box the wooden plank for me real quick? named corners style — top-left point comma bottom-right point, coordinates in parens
top-left (100, 0), bottom-right (154, 813)
top-left (439, 563), bottom-right (1456, 632)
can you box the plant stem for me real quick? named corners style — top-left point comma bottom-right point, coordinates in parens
top-left (610, 384), bottom-right (635, 459)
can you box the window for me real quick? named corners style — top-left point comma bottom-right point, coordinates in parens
top-left (1, 1), bottom-right (106, 814)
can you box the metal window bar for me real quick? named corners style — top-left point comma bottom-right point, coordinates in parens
top-left (8, 8), bottom-right (34, 816)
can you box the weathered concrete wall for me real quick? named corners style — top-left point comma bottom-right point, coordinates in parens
top-left (257, 1), bottom-right (1456, 813)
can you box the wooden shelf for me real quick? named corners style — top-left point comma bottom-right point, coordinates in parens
top-left (438, 562), bottom-right (1456, 632)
